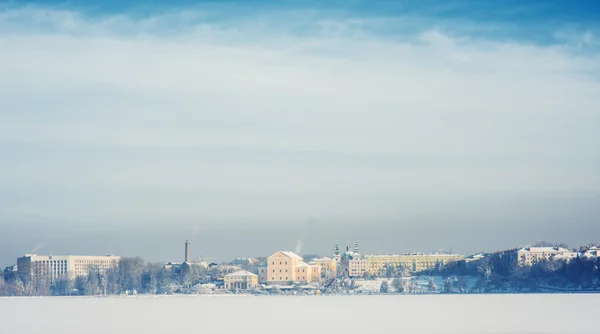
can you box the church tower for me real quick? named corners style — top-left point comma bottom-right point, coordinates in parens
top-left (333, 241), bottom-right (341, 263)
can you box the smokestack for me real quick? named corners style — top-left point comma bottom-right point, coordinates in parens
top-left (185, 240), bottom-right (191, 263)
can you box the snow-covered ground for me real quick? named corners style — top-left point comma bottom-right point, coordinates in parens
top-left (1, 294), bottom-right (598, 334)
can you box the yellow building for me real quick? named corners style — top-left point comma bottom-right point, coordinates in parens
top-left (224, 270), bottom-right (259, 290)
top-left (265, 251), bottom-right (321, 285)
top-left (366, 253), bottom-right (463, 274)
top-left (309, 257), bottom-right (337, 273)
top-left (348, 259), bottom-right (368, 277)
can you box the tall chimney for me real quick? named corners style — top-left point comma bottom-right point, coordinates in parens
top-left (185, 240), bottom-right (191, 263)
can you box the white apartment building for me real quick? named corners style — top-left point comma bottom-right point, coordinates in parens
top-left (501, 247), bottom-right (577, 267)
top-left (17, 254), bottom-right (120, 281)
top-left (581, 247), bottom-right (600, 259)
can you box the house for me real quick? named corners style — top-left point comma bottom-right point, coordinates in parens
top-left (224, 270), bottom-right (259, 290)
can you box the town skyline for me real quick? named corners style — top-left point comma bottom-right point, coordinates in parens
top-left (2, 227), bottom-right (594, 269)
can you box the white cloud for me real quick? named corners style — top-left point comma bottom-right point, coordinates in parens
top-left (0, 6), bottom-right (599, 228)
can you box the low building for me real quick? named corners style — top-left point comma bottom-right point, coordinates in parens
top-left (224, 270), bottom-right (259, 290)
top-left (17, 254), bottom-right (120, 281)
top-left (581, 247), bottom-right (600, 259)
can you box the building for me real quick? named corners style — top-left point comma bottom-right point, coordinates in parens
top-left (17, 254), bottom-right (120, 281)
top-left (309, 257), bottom-right (337, 274)
top-left (333, 241), bottom-right (341, 263)
top-left (366, 252), bottom-right (464, 274)
top-left (224, 270), bottom-right (259, 290)
top-left (258, 265), bottom-right (268, 282)
top-left (348, 259), bottom-right (368, 277)
top-left (338, 242), bottom-right (368, 277)
top-left (264, 251), bottom-right (321, 285)
top-left (582, 246), bottom-right (600, 259)
top-left (499, 247), bottom-right (578, 267)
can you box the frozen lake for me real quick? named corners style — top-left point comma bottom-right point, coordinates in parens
top-left (1, 294), bottom-right (597, 334)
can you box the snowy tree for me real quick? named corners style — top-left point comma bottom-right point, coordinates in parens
top-left (84, 266), bottom-right (101, 295)
top-left (0, 275), bottom-right (5, 295)
top-left (142, 264), bottom-right (161, 294)
top-left (118, 257), bottom-right (145, 293)
top-left (322, 268), bottom-right (336, 281)
top-left (443, 277), bottom-right (453, 293)
top-left (427, 277), bottom-right (437, 292)
top-left (456, 276), bottom-right (468, 293)
top-left (381, 263), bottom-right (407, 278)
top-left (391, 278), bottom-right (404, 293)
top-left (53, 276), bottom-right (74, 296)
top-left (406, 280), bottom-right (418, 294)
top-left (380, 280), bottom-right (390, 293)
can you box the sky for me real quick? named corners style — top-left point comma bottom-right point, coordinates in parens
top-left (1, 0), bottom-right (599, 267)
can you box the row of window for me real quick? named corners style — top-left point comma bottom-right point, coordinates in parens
top-left (270, 276), bottom-right (308, 281)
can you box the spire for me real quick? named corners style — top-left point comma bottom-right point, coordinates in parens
top-left (334, 241), bottom-right (340, 256)
top-left (354, 241), bottom-right (359, 253)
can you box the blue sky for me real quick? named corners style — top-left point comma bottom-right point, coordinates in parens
top-left (0, 0), bottom-right (599, 265)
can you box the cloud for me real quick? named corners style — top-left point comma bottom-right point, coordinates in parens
top-left (0, 5), bottom-right (599, 232)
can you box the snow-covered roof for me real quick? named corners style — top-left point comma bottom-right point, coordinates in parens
top-left (280, 251), bottom-right (303, 259)
top-left (225, 270), bottom-right (258, 277)
top-left (312, 257), bottom-right (332, 261)
top-left (582, 250), bottom-right (600, 258)
top-left (466, 252), bottom-right (486, 259)
top-left (518, 247), bottom-right (572, 253)
top-left (552, 253), bottom-right (577, 259)
top-left (297, 262), bottom-right (310, 267)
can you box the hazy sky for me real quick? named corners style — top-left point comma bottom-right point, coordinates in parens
top-left (1, 0), bottom-right (600, 267)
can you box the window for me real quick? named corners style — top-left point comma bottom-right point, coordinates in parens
top-left (280, 261), bottom-right (282, 265)
top-left (285, 261), bottom-right (288, 265)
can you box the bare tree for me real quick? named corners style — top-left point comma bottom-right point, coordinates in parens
top-left (118, 257), bottom-right (145, 293)
top-left (85, 266), bottom-right (101, 295)
top-left (427, 277), bottom-right (437, 292)
top-left (380, 280), bottom-right (390, 293)
top-left (53, 275), bottom-right (74, 296)
top-left (392, 277), bottom-right (404, 293)
top-left (443, 277), bottom-right (453, 293)
top-left (0, 275), bottom-right (5, 295)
